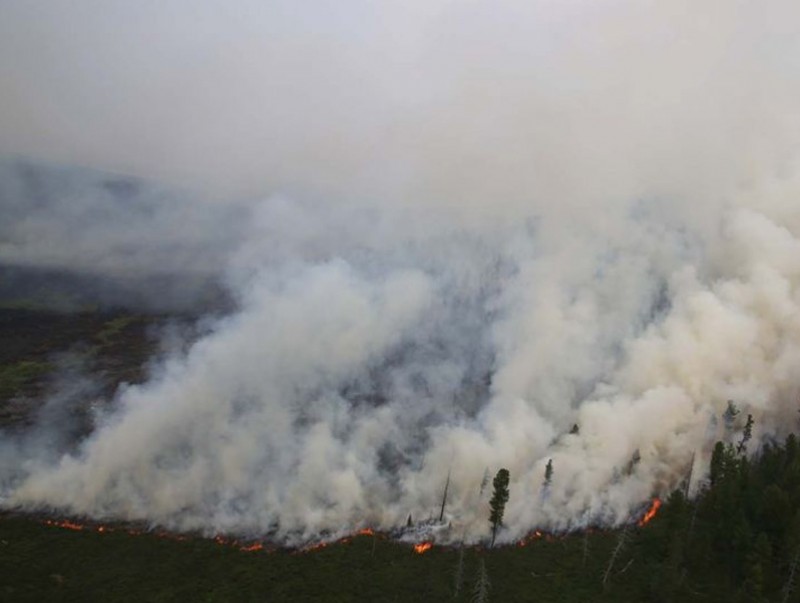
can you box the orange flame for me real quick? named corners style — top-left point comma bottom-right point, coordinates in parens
top-left (638, 498), bottom-right (662, 526)
top-left (40, 516), bottom-right (381, 556)
top-left (517, 530), bottom-right (545, 547)
top-left (299, 542), bottom-right (329, 554)
top-left (44, 519), bottom-right (85, 531)
top-left (413, 542), bottom-right (433, 554)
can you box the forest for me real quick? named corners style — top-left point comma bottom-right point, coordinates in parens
top-left (3, 426), bottom-right (800, 602)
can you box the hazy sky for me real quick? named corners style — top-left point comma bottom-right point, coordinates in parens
top-left (2, 0), bottom-right (798, 210)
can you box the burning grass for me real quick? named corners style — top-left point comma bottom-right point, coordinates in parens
top-left (0, 499), bottom-right (695, 603)
top-left (30, 494), bottom-right (664, 562)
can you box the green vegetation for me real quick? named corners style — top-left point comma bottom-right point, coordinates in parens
top-left (5, 434), bottom-right (800, 601)
top-left (489, 468), bottom-right (510, 547)
top-left (2, 309), bottom-right (800, 601)
top-left (0, 308), bottom-right (164, 422)
top-left (0, 360), bottom-right (51, 400)
top-left (94, 315), bottom-right (138, 346)
top-left (0, 513), bottom-right (676, 603)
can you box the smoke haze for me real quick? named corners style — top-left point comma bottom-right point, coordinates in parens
top-left (1, 0), bottom-right (800, 543)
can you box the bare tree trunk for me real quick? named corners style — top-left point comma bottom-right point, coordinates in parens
top-left (582, 530), bottom-right (590, 569)
top-left (439, 469), bottom-right (451, 522)
top-left (686, 500), bottom-right (699, 545)
top-left (683, 451), bottom-right (696, 499)
top-left (472, 558), bottom-right (491, 603)
top-left (603, 525), bottom-right (629, 588)
top-left (453, 544), bottom-right (465, 598)
top-left (782, 550), bottom-right (800, 603)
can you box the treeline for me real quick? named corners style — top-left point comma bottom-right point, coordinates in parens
top-left (637, 432), bottom-right (800, 602)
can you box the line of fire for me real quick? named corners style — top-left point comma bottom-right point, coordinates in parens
top-left (32, 494), bottom-right (662, 557)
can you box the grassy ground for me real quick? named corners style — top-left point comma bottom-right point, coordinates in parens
top-left (0, 512), bottom-right (691, 603)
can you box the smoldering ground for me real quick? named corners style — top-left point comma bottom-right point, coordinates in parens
top-left (1, 0), bottom-right (800, 544)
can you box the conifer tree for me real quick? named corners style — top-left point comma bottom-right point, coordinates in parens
top-left (544, 459), bottom-right (553, 487)
top-left (489, 469), bottom-right (510, 547)
top-left (737, 414), bottom-right (754, 454)
top-left (724, 400), bottom-right (740, 429)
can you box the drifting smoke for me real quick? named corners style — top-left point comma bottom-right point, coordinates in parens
top-left (1, 0), bottom-right (800, 544)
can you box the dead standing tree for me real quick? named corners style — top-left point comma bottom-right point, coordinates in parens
top-left (439, 469), bottom-right (451, 522)
top-left (782, 551), bottom-right (800, 603)
top-left (453, 544), bottom-right (465, 599)
top-left (602, 524), bottom-right (630, 589)
top-left (472, 558), bottom-right (491, 603)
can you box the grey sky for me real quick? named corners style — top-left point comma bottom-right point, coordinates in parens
top-left (2, 0), bottom-right (797, 210)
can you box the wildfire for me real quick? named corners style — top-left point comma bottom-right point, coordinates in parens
top-left (298, 542), bottom-right (329, 554)
top-left (413, 542), bottom-right (433, 554)
top-left (638, 498), bottom-right (662, 526)
top-left (38, 517), bottom-right (437, 557)
top-left (43, 519), bottom-right (85, 531)
top-left (41, 517), bottom-right (270, 553)
top-left (517, 530), bottom-right (544, 547)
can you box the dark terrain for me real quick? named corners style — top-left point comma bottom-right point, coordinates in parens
top-left (1, 308), bottom-right (799, 602)
top-left (0, 308), bottom-right (164, 428)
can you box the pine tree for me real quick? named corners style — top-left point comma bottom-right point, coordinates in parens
top-left (710, 441), bottom-right (725, 486)
top-left (737, 414), bottom-right (754, 455)
top-left (724, 400), bottom-right (740, 429)
top-left (625, 449), bottom-right (641, 476)
top-left (489, 469), bottom-right (510, 547)
top-left (479, 468), bottom-right (490, 497)
top-left (544, 459), bottom-right (554, 487)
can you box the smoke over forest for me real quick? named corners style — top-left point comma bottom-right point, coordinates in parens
top-left (1, 0), bottom-right (800, 545)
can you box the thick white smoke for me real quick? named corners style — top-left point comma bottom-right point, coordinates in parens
top-left (2, 0), bottom-right (800, 544)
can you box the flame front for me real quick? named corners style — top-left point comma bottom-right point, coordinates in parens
top-left (43, 519), bottom-right (85, 531)
top-left (413, 542), bottom-right (433, 554)
top-left (517, 530), bottom-right (544, 547)
top-left (638, 498), bottom-right (662, 526)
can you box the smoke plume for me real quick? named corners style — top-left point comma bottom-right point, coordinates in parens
top-left (1, 0), bottom-right (800, 543)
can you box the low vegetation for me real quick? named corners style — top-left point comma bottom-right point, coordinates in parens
top-left (0, 360), bottom-right (51, 400)
top-left (2, 309), bottom-right (800, 601)
top-left (1, 432), bottom-right (800, 602)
